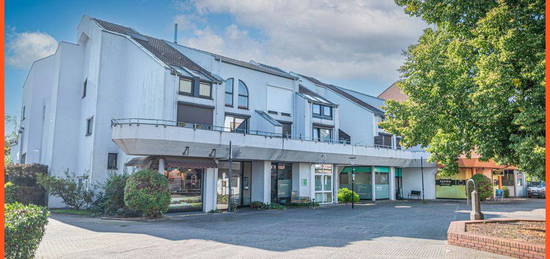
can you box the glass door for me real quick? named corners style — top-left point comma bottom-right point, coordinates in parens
top-left (271, 163), bottom-right (292, 204)
top-left (314, 164), bottom-right (333, 204)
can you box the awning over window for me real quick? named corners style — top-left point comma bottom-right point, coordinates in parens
top-left (126, 156), bottom-right (217, 169)
top-left (340, 166), bottom-right (372, 173)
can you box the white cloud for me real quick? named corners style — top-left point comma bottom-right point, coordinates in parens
top-left (175, 0), bottom-right (426, 87)
top-left (7, 31), bottom-right (58, 69)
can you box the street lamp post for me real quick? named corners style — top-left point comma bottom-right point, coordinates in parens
top-left (349, 156), bottom-right (356, 209)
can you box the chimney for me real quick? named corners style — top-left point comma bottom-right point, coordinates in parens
top-left (174, 23), bottom-right (178, 44)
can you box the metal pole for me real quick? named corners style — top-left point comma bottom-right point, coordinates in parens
top-left (228, 141), bottom-right (233, 212)
top-left (420, 156), bottom-right (425, 200)
top-left (352, 167), bottom-right (355, 209)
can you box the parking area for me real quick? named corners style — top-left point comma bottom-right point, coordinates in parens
top-left (36, 199), bottom-right (545, 258)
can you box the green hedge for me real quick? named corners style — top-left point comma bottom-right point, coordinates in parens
top-left (5, 164), bottom-right (48, 205)
top-left (124, 170), bottom-right (170, 218)
top-left (5, 202), bottom-right (49, 259)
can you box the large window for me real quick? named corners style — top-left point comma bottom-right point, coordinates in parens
top-left (86, 117), bottom-right (94, 136)
top-left (238, 80), bottom-right (249, 109)
top-left (313, 127), bottom-right (332, 142)
top-left (199, 82), bottom-right (212, 98)
top-left (224, 115), bottom-right (248, 133)
top-left (179, 78), bottom-right (193, 95)
top-left (312, 104), bottom-right (332, 119)
top-left (224, 78), bottom-right (234, 106)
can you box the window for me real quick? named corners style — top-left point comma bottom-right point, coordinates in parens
top-left (224, 78), bottom-right (234, 106)
top-left (238, 80), bottom-right (249, 109)
top-left (22, 105), bottom-right (26, 120)
top-left (20, 153), bottom-right (26, 164)
top-left (281, 122), bottom-right (292, 138)
top-left (86, 117), bottom-right (94, 136)
top-left (199, 82), bottom-right (212, 98)
top-left (224, 115), bottom-right (248, 133)
top-left (179, 78), bottom-right (193, 95)
top-left (313, 127), bottom-right (332, 142)
top-left (82, 79), bottom-right (87, 98)
top-left (107, 153), bottom-right (118, 170)
top-left (312, 103), bottom-right (332, 119)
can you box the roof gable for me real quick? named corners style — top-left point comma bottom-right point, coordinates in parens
top-left (92, 18), bottom-right (221, 83)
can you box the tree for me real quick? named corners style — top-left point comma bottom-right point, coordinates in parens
top-left (381, 0), bottom-right (545, 179)
top-left (5, 115), bottom-right (18, 165)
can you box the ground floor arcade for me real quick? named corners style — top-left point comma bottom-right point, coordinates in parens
top-left (130, 156), bottom-right (437, 212)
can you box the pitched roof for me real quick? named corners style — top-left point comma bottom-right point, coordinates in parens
top-left (166, 42), bottom-right (297, 80)
top-left (299, 74), bottom-right (385, 116)
top-left (378, 81), bottom-right (408, 102)
top-left (298, 85), bottom-right (336, 106)
top-left (92, 18), bottom-right (221, 83)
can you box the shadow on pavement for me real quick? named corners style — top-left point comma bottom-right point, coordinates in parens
top-left (48, 199), bottom-right (545, 252)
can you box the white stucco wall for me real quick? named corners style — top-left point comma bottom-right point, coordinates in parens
top-left (402, 167), bottom-right (437, 200)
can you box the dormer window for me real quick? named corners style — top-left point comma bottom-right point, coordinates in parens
top-left (199, 82), bottom-right (212, 98)
top-left (179, 78), bottom-right (193, 95)
top-left (312, 104), bottom-right (332, 120)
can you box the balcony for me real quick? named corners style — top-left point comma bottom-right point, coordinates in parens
top-left (111, 118), bottom-right (431, 167)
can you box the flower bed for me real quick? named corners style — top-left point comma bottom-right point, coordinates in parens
top-left (448, 219), bottom-right (545, 259)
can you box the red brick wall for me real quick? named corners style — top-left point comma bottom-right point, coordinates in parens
top-left (448, 220), bottom-right (545, 259)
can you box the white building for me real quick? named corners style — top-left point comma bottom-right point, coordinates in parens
top-left (12, 16), bottom-right (437, 210)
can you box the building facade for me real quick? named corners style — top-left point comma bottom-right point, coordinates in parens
top-left (12, 16), bottom-right (437, 211)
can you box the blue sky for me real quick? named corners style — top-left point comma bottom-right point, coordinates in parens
top-left (5, 0), bottom-right (426, 129)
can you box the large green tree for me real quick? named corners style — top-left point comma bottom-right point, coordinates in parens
top-left (5, 115), bottom-right (18, 165)
top-left (381, 0), bottom-right (545, 179)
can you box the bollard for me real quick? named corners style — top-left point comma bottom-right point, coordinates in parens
top-left (466, 179), bottom-right (484, 220)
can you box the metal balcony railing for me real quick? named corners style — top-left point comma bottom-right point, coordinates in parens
top-left (111, 118), bottom-right (418, 152)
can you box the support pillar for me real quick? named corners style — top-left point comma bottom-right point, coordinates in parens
top-left (203, 168), bottom-right (217, 212)
top-left (371, 166), bottom-right (376, 202)
top-left (251, 161), bottom-right (271, 204)
top-left (158, 158), bottom-right (165, 173)
top-left (389, 167), bottom-right (396, 200)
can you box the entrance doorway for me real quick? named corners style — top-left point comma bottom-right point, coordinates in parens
top-left (271, 162), bottom-right (292, 204)
top-left (395, 168), bottom-right (403, 199)
top-left (217, 161), bottom-right (252, 210)
top-left (314, 164), bottom-right (333, 204)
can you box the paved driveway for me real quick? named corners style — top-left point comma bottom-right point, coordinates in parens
top-left (36, 199), bottom-right (545, 259)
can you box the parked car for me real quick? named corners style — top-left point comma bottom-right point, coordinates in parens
top-left (527, 182), bottom-right (545, 198)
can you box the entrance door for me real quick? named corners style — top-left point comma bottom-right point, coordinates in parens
top-left (314, 164), bottom-right (333, 204)
top-left (271, 163), bottom-right (292, 204)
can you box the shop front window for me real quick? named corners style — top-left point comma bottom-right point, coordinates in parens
top-left (164, 168), bottom-right (203, 212)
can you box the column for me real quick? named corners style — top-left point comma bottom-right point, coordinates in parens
top-left (202, 168), bottom-right (217, 212)
top-left (371, 166), bottom-right (376, 202)
top-left (333, 164), bottom-right (339, 204)
top-left (158, 158), bottom-right (165, 173)
top-left (391, 135), bottom-right (397, 149)
top-left (251, 161), bottom-right (271, 204)
top-left (389, 167), bottom-right (396, 200)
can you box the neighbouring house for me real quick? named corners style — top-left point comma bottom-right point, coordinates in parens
top-left (11, 16), bottom-right (437, 211)
top-left (378, 83), bottom-right (526, 199)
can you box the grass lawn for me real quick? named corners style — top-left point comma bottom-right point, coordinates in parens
top-left (50, 208), bottom-right (94, 216)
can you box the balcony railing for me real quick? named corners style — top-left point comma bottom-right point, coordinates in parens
top-left (111, 118), bottom-right (414, 151)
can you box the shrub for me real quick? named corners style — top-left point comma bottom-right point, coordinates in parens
top-left (124, 170), bottom-right (170, 218)
top-left (503, 186), bottom-right (510, 198)
top-left (250, 201), bottom-right (268, 209)
top-left (5, 164), bottom-right (47, 205)
top-left (338, 188), bottom-right (359, 203)
top-left (469, 174), bottom-right (493, 201)
top-left (5, 182), bottom-right (17, 204)
top-left (5, 202), bottom-right (49, 259)
top-left (37, 171), bottom-right (95, 210)
top-left (94, 173), bottom-right (140, 216)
